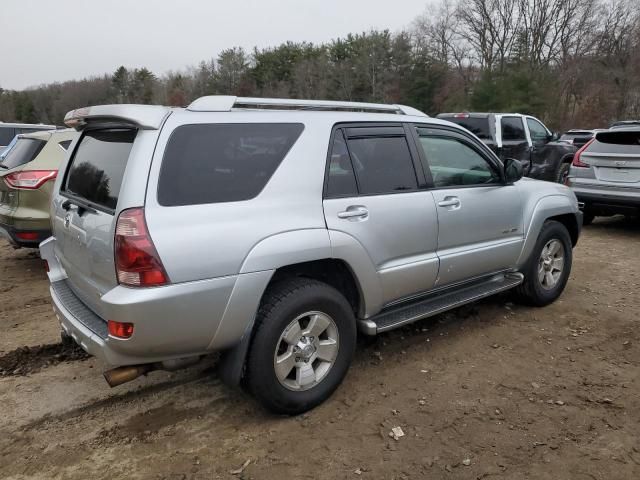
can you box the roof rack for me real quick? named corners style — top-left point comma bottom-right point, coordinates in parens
top-left (186, 96), bottom-right (427, 117)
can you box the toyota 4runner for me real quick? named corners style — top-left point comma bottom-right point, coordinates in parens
top-left (40, 97), bottom-right (582, 414)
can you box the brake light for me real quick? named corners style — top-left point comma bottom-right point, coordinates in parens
top-left (114, 208), bottom-right (168, 287)
top-left (454, 113), bottom-right (470, 118)
top-left (572, 138), bottom-right (595, 168)
top-left (4, 170), bottom-right (57, 189)
top-left (108, 320), bottom-right (134, 339)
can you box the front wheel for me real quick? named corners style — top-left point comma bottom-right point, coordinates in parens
top-left (515, 220), bottom-right (573, 307)
top-left (245, 278), bottom-right (356, 415)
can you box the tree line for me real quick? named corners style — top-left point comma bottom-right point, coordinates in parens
top-left (1, 0), bottom-right (638, 131)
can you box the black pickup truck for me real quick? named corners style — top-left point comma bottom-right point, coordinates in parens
top-left (437, 113), bottom-right (577, 183)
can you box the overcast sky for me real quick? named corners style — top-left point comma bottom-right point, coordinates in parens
top-left (2, 0), bottom-right (431, 90)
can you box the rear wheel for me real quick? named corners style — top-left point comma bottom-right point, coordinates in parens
top-left (556, 161), bottom-right (571, 184)
top-left (515, 220), bottom-right (572, 306)
top-left (245, 278), bottom-right (356, 415)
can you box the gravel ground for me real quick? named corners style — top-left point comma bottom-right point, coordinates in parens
top-left (0, 216), bottom-right (638, 480)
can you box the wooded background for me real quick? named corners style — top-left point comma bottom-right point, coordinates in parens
top-left (1, 0), bottom-right (638, 130)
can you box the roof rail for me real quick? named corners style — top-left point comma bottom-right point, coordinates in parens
top-left (186, 96), bottom-right (428, 117)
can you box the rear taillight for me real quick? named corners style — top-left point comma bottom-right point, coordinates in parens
top-left (114, 208), bottom-right (168, 287)
top-left (572, 138), bottom-right (595, 168)
top-left (4, 170), bottom-right (57, 189)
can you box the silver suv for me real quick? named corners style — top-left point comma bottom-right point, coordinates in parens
top-left (41, 97), bottom-right (582, 414)
top-left (566, 128), bottom-right (640, 224)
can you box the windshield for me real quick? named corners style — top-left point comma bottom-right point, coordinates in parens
top-left (0, 138), bottom-right (47, 170)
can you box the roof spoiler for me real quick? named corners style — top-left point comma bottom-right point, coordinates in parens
top-left (64, 104), bottom-right (172, 130)
top-left (186, 96), bottom-right (428, 117)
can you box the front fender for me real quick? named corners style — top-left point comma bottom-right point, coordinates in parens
top-left (516, 194), bottom-right (579, 268)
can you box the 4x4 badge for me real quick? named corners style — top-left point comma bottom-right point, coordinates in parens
top-left (64, 213), bottom-right (71, 229)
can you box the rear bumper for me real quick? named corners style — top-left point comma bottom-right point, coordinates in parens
top-left (0, 222), bottom-right (50, 248)
top-left (571, 184), bottom-right (640, 214)
top-left (40, 237), bottom-right (273, 367)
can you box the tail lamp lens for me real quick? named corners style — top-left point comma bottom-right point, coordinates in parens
top-left (115, 208), bottom-right (168, 287)
top-left (4, 170), bottom-right (58, 189)
top-left (572, 139), bottom-right (595, 168)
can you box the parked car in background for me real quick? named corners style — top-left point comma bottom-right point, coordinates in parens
top-left (0, 122), bottom-right (57, 149)
top-left (610, 120), bottom-right (640, 130)
top-left (567, 128), bottom-right (640, 225)
top-left (560, 129), bottom-right (605, 149)
top-left (0, 129), bottom-right (77, 248)
top-left (437, 112), bottom-right (577, 183)
top-left (40, 97), bottom-right (581, 414)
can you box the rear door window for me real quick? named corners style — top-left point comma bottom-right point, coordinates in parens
top-left (58, 140), bottom-right (72, 151)
top-left (0, 138), bottom-right (46, 169)
top-left (325, 130), bottom-right (358, 198)
top-left (158, 123), bottom-right (304, 206)
top-left (501, 117), bottom-right (526, 141)
top-left (63, 129), bottom-right (136, 211)
top-left (344, 128), bottom-right (418, 195)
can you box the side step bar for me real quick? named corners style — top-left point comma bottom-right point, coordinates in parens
top-left (358, 272), bottom-right (524, 335)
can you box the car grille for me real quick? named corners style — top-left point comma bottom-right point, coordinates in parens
top-left (51, 280), bottom-right (108, 339)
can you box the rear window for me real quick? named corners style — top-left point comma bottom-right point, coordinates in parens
top-left (440, 116), bottom-right (491, 139)
top-left (0, 127), bottom-right (16, 146)
top-left (64, 129), bottom-right (136, 211)
top-left (590, 131), bottom-right (640, 154)
top-left (0, 138), bottom-right (46, 170)
top-left (158, 123), bottom-right (304, 206)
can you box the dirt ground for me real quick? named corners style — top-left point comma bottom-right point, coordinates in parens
top-left (0, 217), bottom-right (638, 480)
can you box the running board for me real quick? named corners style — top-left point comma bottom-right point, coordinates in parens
top-left (358, 272), bottom-right (524, 335)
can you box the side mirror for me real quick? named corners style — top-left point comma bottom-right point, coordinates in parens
top-left (504, 158), bottom-right (524, 183)
top-left (550, 132), bottom-right (559, 141)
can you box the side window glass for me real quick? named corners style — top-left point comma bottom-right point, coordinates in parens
top-left (501, 117), bottom-right (526, 141)
top-left (346, 135), bottom-right (417, 195)
top-left (326, 130), bottom-right (358, 198)
top-left (527, 118), bottom-right (549, 142)
top-left (59, 140), bottom-right (72, 151)
top-left (417, 135), bottom-right (500, 187)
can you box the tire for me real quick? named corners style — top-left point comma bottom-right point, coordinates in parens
top-left (515, 220), bottom-right (573, 307)
top-left (556, 161), bottom-right (571, 184)
top-left (245, 277), bottom-right (357, 415)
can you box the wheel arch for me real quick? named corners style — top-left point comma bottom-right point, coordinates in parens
top-left (517, 195), bottom-right (580, 269)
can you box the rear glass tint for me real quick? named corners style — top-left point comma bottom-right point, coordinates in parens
top-left (158, 123), bottom-right (304, 206)
top-left (590, 131), bottom-right (640, 154)
top-left (64, 129), bottom-right (136, 211)
top-left (440, 117), bottom-right (491, 139)
top-left (0, 138), bottom-right (46, 169)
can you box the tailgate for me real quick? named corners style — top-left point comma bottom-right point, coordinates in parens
top-left (584, 130), bottom-right (640, 185)
top-left (52, 129), bottom-right (137, 315)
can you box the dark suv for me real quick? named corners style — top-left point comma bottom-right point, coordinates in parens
top-left (437, 113), bottom-right (576, 183)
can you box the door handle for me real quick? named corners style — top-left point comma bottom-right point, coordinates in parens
top-left (437, 197), bottom-right (461, 208)
top-left (338, 206), bottom-right (369, 219)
